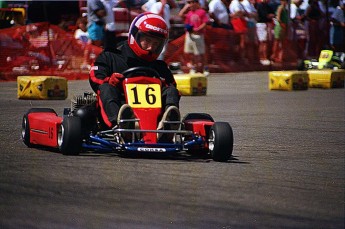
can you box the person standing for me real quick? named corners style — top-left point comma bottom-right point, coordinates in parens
top-left (290, 0), bottom-right (307, 60)
top-left (271, 0), bottom-right (288, 63)
top-left (142, 0), bottom-right (171, 60)
top-left (208, 0), bottom-right (232, 29)
top-left (179, 0), bottom-right (209, 74)
top-left (256, 0), bottom-right (275, 65)
top-left (229, 0), bottom-right (249, 61)
top-left (305, 0), bottom-right (324, 57)
top-left (330, 0), bottom-right (345, 52)
top-left (102, 0), bottom-right (118, 52)
top-left (87, 0), bottom-right (106, 47)
top-left (242, 0), bottom-right (258, 62)
top-left (74, 17), bottom-right (89, 46)
top-left (142, 0), bottom-right (158, 12)
top-left (74, 16), bottom-right (92, 70)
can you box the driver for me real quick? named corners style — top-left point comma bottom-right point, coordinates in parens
top-left (89, 12), bottom-right (180, 137)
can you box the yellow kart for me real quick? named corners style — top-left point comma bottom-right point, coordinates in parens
top-left (298, 50), bottom-right (345, 70)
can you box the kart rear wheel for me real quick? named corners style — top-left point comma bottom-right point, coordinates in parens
top-left (208, 122), bottom-right (233, 162)
top-left (22, 114), bottom-right (32, 147)
top-left (58, 116), bottom-right (82, 155)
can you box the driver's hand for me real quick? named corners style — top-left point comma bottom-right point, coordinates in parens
top-left (108, 73), bottom-right (124, 87)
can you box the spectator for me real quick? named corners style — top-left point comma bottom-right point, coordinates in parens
top-left (271, 0), bottom-right (288, 63)
top-left (328, 0), bottom-right (340, 15)
top-left (142, 0), bottom-right (157, 11)
top-left (242, 0), bottom-right (259, 62)
top-left (318, 0), bottom-right (339, 46)
top-left (305, 0), bottom-right (325, 57)
top-left (208, 0), bottom-right (232, 29)
top-left (142, 0), bottom-right (177, 14)
top-left (330, 0), bottom-right (345, 51)
top-left (317, 0), bottom-right (330, 51)
top-left (87, 0), bottom-right (107, 47)
top-left (179, 0), bottom-right (209, 74)
top-left (256, 0), bottom-right (275, 65)
top-left (102, 0), bottom-right (118, 52)
top-left (199, 0), bottom-right (209, 10)
top-left (290, 0), bottom-right (307, 60)
top-left (150, 0), bottom-right (171, 29)
top-left (74, 17), bottom-right (89, 45)
top-left (74, 17), bottom-right (91, 70)
top-left (142, 0), bottom-right (171, 60)
top-left (229, 0), bottom-right (249, 61)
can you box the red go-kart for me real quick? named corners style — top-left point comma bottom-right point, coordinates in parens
top-left (22, 67), bottom-right (233, 162)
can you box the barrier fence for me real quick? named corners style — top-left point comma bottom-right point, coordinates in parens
top-left (0, 22), bottom-right (298, 81)
top-left (0, 22), bottom-right (102, 81)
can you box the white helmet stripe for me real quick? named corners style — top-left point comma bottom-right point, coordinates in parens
top-left (134, 13), bottom-right (165, 27)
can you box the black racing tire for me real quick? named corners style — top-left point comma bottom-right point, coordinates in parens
top-left (21, 108), bottom-right (57, 147)
top-left (26, 108), bottom-right (57, 115)
top-left (22, 114), bottom-right (32, 147)
top-left (182, 113), bottom-right (214, 122)
top-left (297, 59), bottom-right (306, 71)
top-left (58, 116), bottom-right (82, 155)
top-left (340, 62), bottom-right (345, 69)
top-left (208, 122), bottom-right (233, 162)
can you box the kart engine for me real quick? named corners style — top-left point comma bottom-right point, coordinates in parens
top-left (70, 92), bottom-right (97, 113)
top-left (69, 92), bottom-right (98, 131)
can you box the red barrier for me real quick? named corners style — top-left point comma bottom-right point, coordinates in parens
top-left (165, 25), bottom-right (298, 73)
top-left (0, 22), bottom-right (102, 81)
top-left (0, 23), bottom-right (298, 81)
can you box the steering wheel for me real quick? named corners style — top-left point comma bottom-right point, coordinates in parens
top-left (122, 67), bottom-right (161, 79)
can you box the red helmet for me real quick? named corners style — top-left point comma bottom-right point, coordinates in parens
top-left (128, 12), bottom-right (169, 62)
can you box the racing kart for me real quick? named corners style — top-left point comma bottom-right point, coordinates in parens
top-left (21, 67), bottom-right (233, 162)
top-left (297, 50), bottom-right (345, 70)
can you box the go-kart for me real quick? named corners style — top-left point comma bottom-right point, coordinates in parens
top-left (298, 50), bottom-right (345, 70)
top-left (21, 67), bottom-right (233, 162)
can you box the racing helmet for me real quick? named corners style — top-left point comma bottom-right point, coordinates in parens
top-left (128, 12), bottom-right (169, 62)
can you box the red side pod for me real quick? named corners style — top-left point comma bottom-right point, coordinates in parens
top-left (28, 112), bottom-right (63, 147)
top-left (184, 120), bottom-right (214, 137)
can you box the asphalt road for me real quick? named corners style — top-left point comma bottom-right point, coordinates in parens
top-left (0, 72), bottom-right (344, 229)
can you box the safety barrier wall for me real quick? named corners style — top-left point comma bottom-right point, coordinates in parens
top-left (0, 22), bottom-right (102, 81)
top-left (166, 25), bottom-right (299, 73)
top-left (0, 23), bottom-right (298, 81)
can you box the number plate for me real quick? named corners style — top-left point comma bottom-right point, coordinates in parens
top-left (125, 84), bottom-right (161, 108)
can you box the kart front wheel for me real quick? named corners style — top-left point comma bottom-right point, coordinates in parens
top-left (208, 122), bottom-right (233, 162)
top-left (58, 116), bottom-right (82, 155)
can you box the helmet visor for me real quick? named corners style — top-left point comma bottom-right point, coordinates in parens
top-left (135, 31), bottom-right (167, 55)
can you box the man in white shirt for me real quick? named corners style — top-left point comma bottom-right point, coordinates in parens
top-left (208, 0), bottom-right (232, 29)
top-left (142, 0), bottom-right (171, 60)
